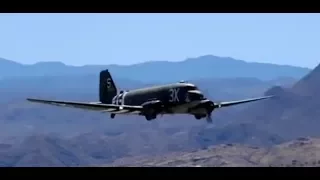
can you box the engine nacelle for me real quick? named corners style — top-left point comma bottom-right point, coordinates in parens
top-left (197, 100), bottom-right (215, 110)
top-left (189, 100), bottom-right (215, 114)
top-left (141, 100), bottom-right (163, 115)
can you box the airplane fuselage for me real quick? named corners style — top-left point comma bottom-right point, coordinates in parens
top-left (110, 82), bottom-right (210, 118)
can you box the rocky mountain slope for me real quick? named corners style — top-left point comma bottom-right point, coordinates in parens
top-left (106, 137), bottom-right (320, 167)
top-left (229, 61), bottom-right (320, 140)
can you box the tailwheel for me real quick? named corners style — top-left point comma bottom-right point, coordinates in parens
top-left (110, 113), bottom-right (116, 119)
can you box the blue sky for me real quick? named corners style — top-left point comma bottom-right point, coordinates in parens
top-left (0, 13), bottom-right (319, 68)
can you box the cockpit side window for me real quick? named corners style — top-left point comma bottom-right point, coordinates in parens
top-left (186, 85), bottom-right (198, 91)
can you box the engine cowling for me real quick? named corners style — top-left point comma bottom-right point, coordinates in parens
top-left (197, 100), bottom-right (215, 110)
top-left (189, 99), bottom-right (215, 114)
top-left (187, 90), bottom-right (204, 101)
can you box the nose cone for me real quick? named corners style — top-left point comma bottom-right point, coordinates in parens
top-left (188, 90), bottom-right (204, 100)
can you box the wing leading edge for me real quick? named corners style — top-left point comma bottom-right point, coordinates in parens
top-left (26, 98), bottom-right (143, 114)
top-left (213, 95), bottom-right (274, 108)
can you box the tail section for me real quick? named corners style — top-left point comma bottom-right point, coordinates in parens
top-left (99, 69), bottom-right (117, 104)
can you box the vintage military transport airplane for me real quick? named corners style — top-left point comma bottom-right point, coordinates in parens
top-left (27, 69), bottom-right (273, 123)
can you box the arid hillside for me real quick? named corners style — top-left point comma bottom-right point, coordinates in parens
top-left (106, 137), bottom-right (320, 167)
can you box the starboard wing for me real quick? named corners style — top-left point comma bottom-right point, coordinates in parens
top-left (213, 95), bottom-right (274, 108)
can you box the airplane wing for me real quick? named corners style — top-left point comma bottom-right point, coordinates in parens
top-left (213, 95), bottom-right (274, 108)
top-left (26, 98), bottom-right (143, 114)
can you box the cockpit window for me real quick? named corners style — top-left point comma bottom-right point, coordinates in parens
top-left (186, 85), bottom-right (198, 91)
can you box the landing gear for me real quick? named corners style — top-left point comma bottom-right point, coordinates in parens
top-left (194, 114), bottom-right (205, 120)
top-left (110, 113), bottom-right (116, 119)
top-left (145, 113), bottom-right (157, 121)
top-left (193, 110), bottom-right (213, 123)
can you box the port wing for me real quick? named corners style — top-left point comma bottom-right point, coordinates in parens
top-left (26, 98), bottom-right (143, 114)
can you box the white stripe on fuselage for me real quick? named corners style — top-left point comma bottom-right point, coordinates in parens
top-left (121, 91), bottom-right (127, 106)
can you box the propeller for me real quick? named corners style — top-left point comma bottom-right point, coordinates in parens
top-left (205, 102), bottom-right (215, 124)
top-left (206, 112), bottom-right (213, 123)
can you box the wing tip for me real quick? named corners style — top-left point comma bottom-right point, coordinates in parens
top-left (26, 98), bottom-right (37, 101)
top-left (26, 98), bottom-right (44, 102)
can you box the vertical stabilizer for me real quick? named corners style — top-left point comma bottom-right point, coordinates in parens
top-left (99, 70), bottom-right (117, 104)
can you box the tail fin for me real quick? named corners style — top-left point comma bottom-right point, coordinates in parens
top-left (99, 69), bottom-right (117, 104)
